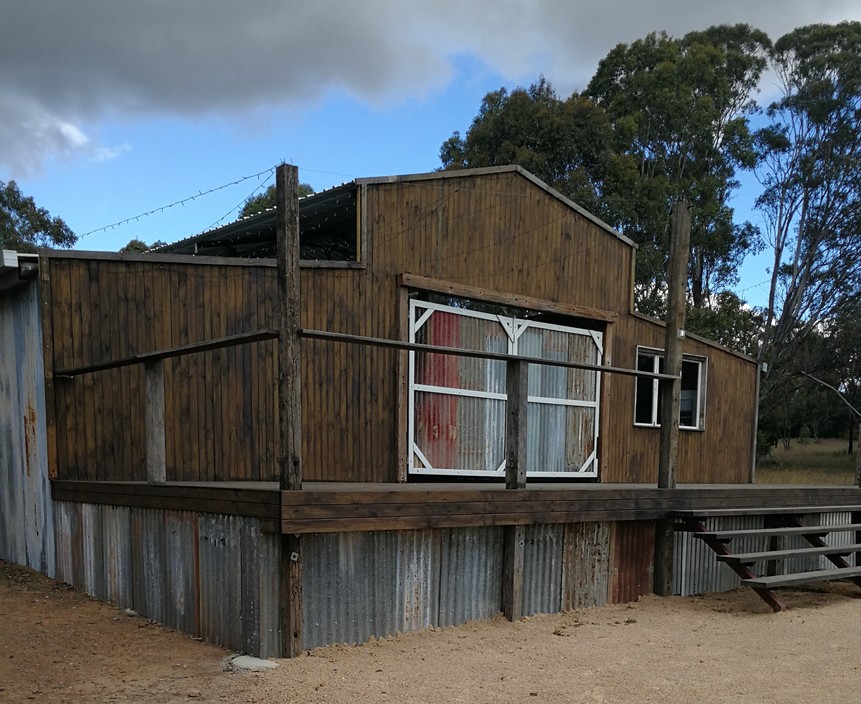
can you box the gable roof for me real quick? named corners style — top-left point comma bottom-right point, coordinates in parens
top-left (355, 165), bottom-right (636, 249)
top-left (156, 165), bottom-right (635, 259)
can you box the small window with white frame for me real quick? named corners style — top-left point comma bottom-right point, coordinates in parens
top-left (634, 347), bottom-right (706, 430)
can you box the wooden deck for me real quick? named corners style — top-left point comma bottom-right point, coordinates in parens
top-left (51, 480), bottom-right (861, 534)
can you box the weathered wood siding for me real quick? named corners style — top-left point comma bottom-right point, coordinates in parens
top-left (45, 255), bottom-right (279, 482)
top-left (44, 169), bottom-right (756, 484)
top-left (603, 314), bottom-right (756, 484)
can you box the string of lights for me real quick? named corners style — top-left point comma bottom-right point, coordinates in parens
top-left (78, 166), bottom-right (278, 239)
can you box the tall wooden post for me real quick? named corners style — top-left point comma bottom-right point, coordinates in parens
top-left (276, 163), bottom-right (304, 657)
top-left (654, 201), bottom-right (691, 597)
top-left (855, 443), bottom-right (861, 488)
top-left (502, 358), bottom-right (527, 620)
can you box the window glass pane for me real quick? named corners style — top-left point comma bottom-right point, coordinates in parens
top-left (526, 404), bottom-right (596, 473)
top-left (414, 309), bottom-right (508, 392)
top-left (519, 327), bottom-right (599, 401)
top-left (680, 359), bottom-right (700, 428)
top-left (414, 391), bottom-right (505, 471)
top-left (635, 352), bottom-right (656, 424)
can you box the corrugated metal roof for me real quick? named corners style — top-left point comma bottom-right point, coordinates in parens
top-left (154, 164), bottom-right (636, 261)
top-left (156, 182), bottom-right (358, 260)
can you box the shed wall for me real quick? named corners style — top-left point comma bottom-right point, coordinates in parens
top-left (0, 281), bottom-right (55, 575)
top-left (43, 170), bottom-right (757, 485)
top-left (53, 501), bottom-right (281, 657)
top-left (603, 315), bottom-right (756, 484)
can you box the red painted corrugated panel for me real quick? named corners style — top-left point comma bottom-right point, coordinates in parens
top-left (611, 521), bottom-right (655, 604)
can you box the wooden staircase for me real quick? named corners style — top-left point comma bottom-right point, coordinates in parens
top-left (674, 505), bottom-right (861, 611)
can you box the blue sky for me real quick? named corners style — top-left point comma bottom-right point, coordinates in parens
top-left (4, 1), bottom-right (861, 308)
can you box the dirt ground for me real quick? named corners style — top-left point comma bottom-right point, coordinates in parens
top-left (3, 560), bottom-right (861, 704)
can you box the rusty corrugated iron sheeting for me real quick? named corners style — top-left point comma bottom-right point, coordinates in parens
top-left (611, 521), bottom-right (655, 604)
top-left (521, 524), bottom-right (564, 616)
top-left (0, 280), bottom-right (55, 576)
top-left (437, 527), bottom-right (503, 627)
top-left (673, 515), bottom-right (762, 596)
top-left (562, 522), bottom-right (611, 610)
top-left (305, 522), bottom-right (621, 647)
top-left (302, 530), bottom-right (441, 650)
top-left (53, 502), bottom-right (281, 657)
top-left (674, 512), bottom-right (858, 597)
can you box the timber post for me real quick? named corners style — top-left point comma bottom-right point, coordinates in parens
top-left (276, 162), bottom-right (304, 657)
top-left (144, 359), bottom-right (166, 483)
top-left (654, 201), bottom-right (691, 597)
top-left (855, 444), bottom-right (861, 488)
top-left (502, 357), bottom-right (528, 620)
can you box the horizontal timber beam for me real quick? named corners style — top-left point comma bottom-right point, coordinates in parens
top-left (299, 329), bottom-right (676, 380)
top-left (55, 329), bottom-right (279, 376)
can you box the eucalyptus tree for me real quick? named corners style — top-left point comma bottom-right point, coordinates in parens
top-left (754, 22), bottom-right (861, 406)
top-left (440, 26), bottom-right (770, 324)
top-left (585, 24), bottom-right (770, 314)
top-left (0, 179), bottom-right (75, 252)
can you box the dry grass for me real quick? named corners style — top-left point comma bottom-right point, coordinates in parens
top-left (756, 437), bottom-right (856, 484)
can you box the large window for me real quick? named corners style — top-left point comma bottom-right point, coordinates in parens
top-left (408, 299), bottom-right (603, 478)
top-left (634, 348), bottom-right (706, 430)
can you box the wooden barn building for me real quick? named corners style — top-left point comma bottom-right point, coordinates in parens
top-left (2, 165), bottom-right (860, 657)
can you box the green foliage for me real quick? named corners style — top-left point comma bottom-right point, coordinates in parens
top-left (239, 182), bottom-right (315, 219)
top-left (755, 22), bottom-right (861, 409)
top-left (119, 238), bottom-right (167, 253)
top-left (585, 25), bottom-right (769, 311)
top-left (440, 77), bottom-right (614, 213)
top-left (685, 291), bottom-right (762, 356)
top-left (0, 180), bottom-right (76, 252)
top-left (439, 26), bottom-right (769, 319)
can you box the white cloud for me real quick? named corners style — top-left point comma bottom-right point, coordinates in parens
top-left (2, 0), bottom-right (860, 175)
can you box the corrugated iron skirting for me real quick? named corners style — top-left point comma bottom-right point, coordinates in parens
top-left (53, 502), bottom-right (282, 657)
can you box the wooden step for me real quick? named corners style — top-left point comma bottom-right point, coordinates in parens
top-left (717, 544), bottom-right (861, 565)
top-left (675, 505), bottom-right (861, 518)
top-left (694, 523), bottom-right (861, 540)
top-left (741, 566), bottom-right (861, 589)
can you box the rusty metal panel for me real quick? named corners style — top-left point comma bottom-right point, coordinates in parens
top-left (163, 510), bottom-right (198, 635)
top-left (437, 526), bottom-right (503, 627)
top-left (256, 530), bottom-right (282, 658)
top-left (131, 508), bottom-right (166, 623)
top-left (302, 529), bottom-right (440, 650)
top-left (52, 501), bottom-right (78, 587)
top-left (198, 513), bottom-right (243, 649)
top-left (611, 521), bottom-right (655, 604)
top-left (521, 523), bottom-right (564, 616)
top-left (562, 522), bottom-right (611, 610)
top-left (100, 504), bottom-right (133, 607)
top-left (80, 503), bottom-right (105, 599)
top-left (0, 281), bottom-right (55, 576)
top-left (674, 516), bottom-right (763, 596)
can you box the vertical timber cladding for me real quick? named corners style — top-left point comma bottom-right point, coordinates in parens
top-left (299, 267), bottom-right (400, 482)
top-left (45, 255), bottom-right (278, 482)
top-left (334, 169), bottom-right (636, 482)
top-left (604, 314), bottom-right (757, 484)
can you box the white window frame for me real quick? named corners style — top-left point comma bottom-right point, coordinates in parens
top-left (408, 299), bottom-right (603, 478)
top-left (633, 346), bottom-right (707, 431)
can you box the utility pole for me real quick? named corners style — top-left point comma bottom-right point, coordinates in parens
top-left (654, 201), bottom-right (691, 596)
top-left (276, 162), bottom-right (303, 657)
